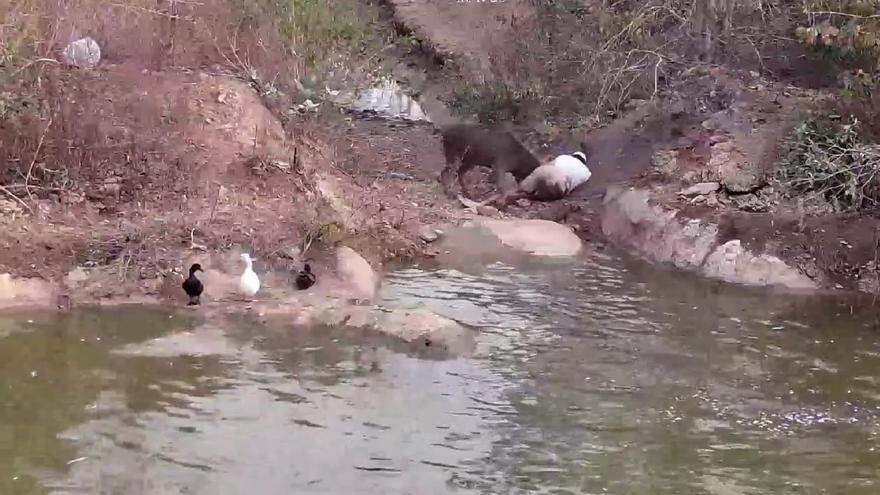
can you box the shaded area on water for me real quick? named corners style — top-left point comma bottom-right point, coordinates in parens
top-left (0, 308), bottom-right (496, 494)
top-left (2, 253), bottom-right (880, 494)
top-left (0, 308), bottom-right (197, 494)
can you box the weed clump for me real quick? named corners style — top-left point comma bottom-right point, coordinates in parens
top-left (448, 84), bottom-right (541, 125)
top-left (778, 116), bottom-right (880, 210)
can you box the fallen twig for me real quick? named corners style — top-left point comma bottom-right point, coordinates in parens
top-left (24, 118), bottom-right (52, 201)
top-left (108, 3), bottom-right (187, 20)
top-left (806, 10), bottom-right (880, 20)
top-left (1, 184), bottom-right (65, 191)
top-left (457, 194), bottom-right (489, 214)
top-left (189, 228), bottom-right (208, 251)
top-left (0, 185), bottom-right (33, 213)
top-left (11, 58), bottom-right (60, 77)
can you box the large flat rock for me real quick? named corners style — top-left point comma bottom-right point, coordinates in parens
top-left (602, 186), bottom-right (817, 290)
top-left (473, 218), bottom-right (582, 257)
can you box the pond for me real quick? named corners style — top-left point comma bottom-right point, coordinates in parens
top-left (2, 252), bottom-right (879, 494)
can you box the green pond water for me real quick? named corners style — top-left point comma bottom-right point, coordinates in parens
top-left (1, 252), bottom-right (880, 494)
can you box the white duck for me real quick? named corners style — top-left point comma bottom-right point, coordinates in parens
top-left (239, 253), bottom-right (260, 299)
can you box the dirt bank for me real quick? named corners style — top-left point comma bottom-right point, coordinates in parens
top-left (378, 0), bottom-right (880, 296)
top-left (4, 0), bottom-right (880, 309)
top-left (592, 67), bottom-right (880, 294)
top-left (0, 60), bottom-right (477, 308)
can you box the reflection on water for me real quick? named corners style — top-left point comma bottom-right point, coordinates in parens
top-left (384, 254), bottom-right (880, 494)
top-left (2, 253), bottom-right (880, 494)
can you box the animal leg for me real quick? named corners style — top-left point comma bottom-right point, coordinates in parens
top-left (487, 188), bottom-right (530, 210)
top-left (454, 158), bottom-right (478, 199)
top-left (457, 169), bottom-right (473, 199)
top-left (440, 165), bottom-right (458, 198)
top-left (492, 167), bottom-right (518, 194)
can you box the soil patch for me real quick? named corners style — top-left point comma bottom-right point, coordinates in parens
top-left (383, 0), bottom-right (533, 77)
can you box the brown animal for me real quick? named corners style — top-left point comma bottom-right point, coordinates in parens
top-left (439, 124), bottom-right (541, 198)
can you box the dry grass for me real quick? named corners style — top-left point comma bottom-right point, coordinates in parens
top-left (0, 0), bottom-right (384, 201)
top-left (447, 0), bottom-right (840, 126)
top-left (0, 0), bottom-right (389, 274)
top-left (779, 116), bottom-right (880, 210)
top-left (0, 0), bottom-right (380, 85)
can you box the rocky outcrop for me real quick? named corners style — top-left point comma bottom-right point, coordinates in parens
top-left (335, 245), bottom-right (379, 300)
top-left (711, 140), bottom-right (764, 193)
top-left (602, 187), bottom-right (817, 290)
top-left (418, 225), bottom-right (443, 243)
top-left (0, 273), bottom-right (57, 308)
top-left (702, 240), bottom-right (815, 289)
top-left (679, 182), bottom-right (720, 197)
top-left (62, 37), bottom-right (101, 69)
top-left (313, 305), bottom-right (474, 355)
top-left (117, 306), bottom-right (475, 357)
top-left (470, 218), bottom-right (582, 257)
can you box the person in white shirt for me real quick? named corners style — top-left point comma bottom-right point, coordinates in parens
top-left (485, 151), bottom-right (591, 208)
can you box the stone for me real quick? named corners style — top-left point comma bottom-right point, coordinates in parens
top-left (602, 188), bottom-right (717, 269)
top-left (710, 141), bottom-right (764, 193)
top-left (372, 308), bottom-right (475, 355)
top-left (679, 182), bottom-right (720, 197)
top-left (730, 193), bottom-right (768, 212)
top-left (418, 225), bottom-right (443, 243)
top-left (652, 149), bottom-right (679, 176)
top-left (65, 267), bottom-right (90, 285)
top-left (602, 186), bottom-right (816, 290)
top-left (310, 305), bottom-right (475, 355)
top-left (706, 192), bottom-right (720, 207)
top-left (702, 240), bottom-right (816, 289)
top-left (335, 245), bottom-right (378, 300)
top-left (0, 273), bottom-right (56, 308)
top-left (701, 109), bottom-right (737, 133)
top-left (476, 205), bottom-right (501, 217)
top-left (473, 218), bottom-right (582, 257)
top-left (61, 37), bottom-right (101, 69)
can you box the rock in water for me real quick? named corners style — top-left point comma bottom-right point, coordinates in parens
top-left (473, 218), bottom-right (583, 257)
top-left (336, 246), bottom-right (379, 300)
top-left (62, 37), bottom-right (101, 69)
top-left (418, 225), bottom-right (442, 243)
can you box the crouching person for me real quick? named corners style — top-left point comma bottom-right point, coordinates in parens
top-left (486, 151), bottom-right (591, 208)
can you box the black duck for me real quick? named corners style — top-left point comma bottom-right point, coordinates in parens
top-left (295, 263), bottom-right (316, 290)
top-left (182, 263), bottom-right (204, 305)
